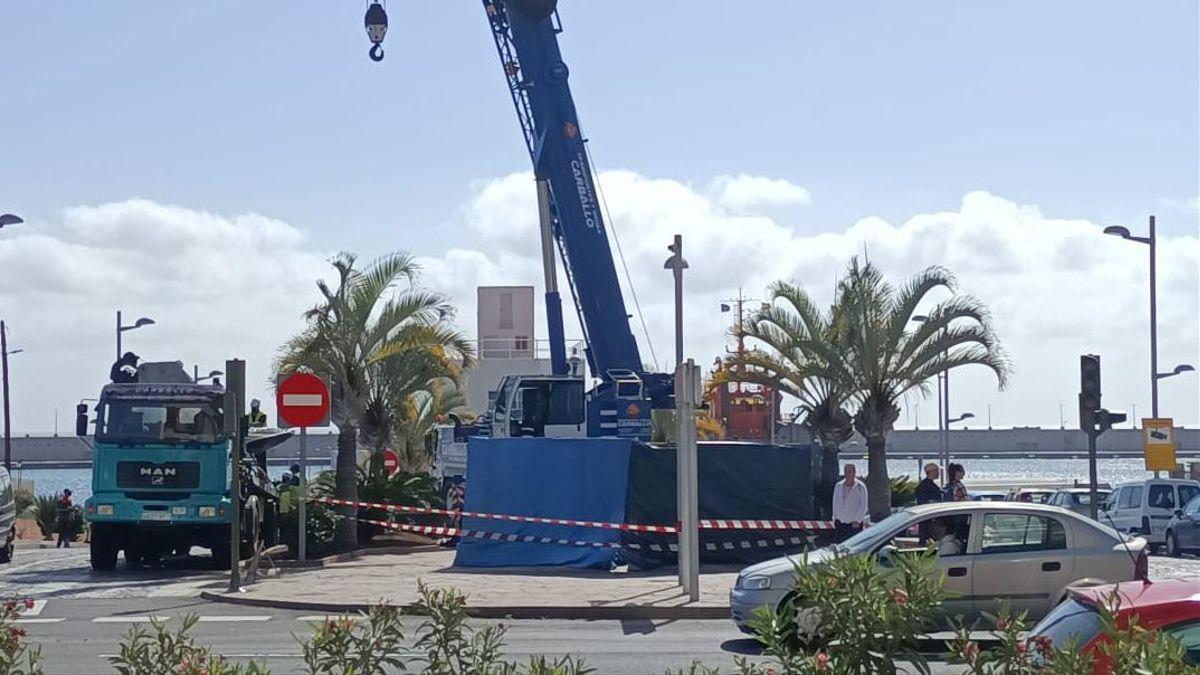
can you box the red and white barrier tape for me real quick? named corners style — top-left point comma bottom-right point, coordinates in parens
top-left (314, 496), bottom-right (678, 533)
top-left (355, 517), bottom-right (810, 553)
top-left (313, 496), bottom-right (833, 533)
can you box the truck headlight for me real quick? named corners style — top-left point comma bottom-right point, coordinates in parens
top-left (97, 504), bottom-right (114, 516)
top-left (198, 506), bottom-right (217, 518)
top-left (740, 575), bottom-right (772, 590)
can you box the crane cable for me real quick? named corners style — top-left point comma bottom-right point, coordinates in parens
top-left (585, 146), bottom-right (660, 372)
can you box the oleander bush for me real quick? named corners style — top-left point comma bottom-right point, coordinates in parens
top-left (0, 599), bottom-right (42, 675)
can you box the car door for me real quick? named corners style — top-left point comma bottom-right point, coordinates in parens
top-left (971, 511), bottom-right (1072, 619)
top-left (873, 514), bottom-right (975, 619)
top-left (1181, 496), bottom-right (1200, 549)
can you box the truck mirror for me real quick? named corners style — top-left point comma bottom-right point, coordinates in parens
top-left (75, 403), bottom-right (89, 437)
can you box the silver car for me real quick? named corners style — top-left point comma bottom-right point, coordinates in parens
top-left (1047, 488), bottom-right (1112, 517)
top-left (729, 502), bottom-right (1148, 633)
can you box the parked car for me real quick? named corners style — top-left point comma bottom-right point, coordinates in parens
top-left (729, 502), bottom-right (1148, 633)
top-left (1166, 494), bottom-right (1200, 557)
top-left (0, 465), bottom-right (14, 563)
top-left (1028, 578), bottom-right (1200, 670)
top-left (969, 490), bottom-right (1009, 502)
top-left (1047, 488), bottom-right (1112, 518)
top-left (1009, 488), bottom-right (1055, 504)
top-left (1103, 479), bottom-right (1200, 550)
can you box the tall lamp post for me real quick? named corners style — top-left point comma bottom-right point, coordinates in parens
top-left (0, 214), bottom-right (24, 229)
top-left (1, 321), bottom-right (23, 470)
top-left (116, 311), bottom-right (155, 360)
top-left (913, 315), bottom-right (954, 478)
top-left (1104, 216), bottom-right (1196, 476)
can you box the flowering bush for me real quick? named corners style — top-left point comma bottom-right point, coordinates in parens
top-left (0, 599), bottom-right (42, 675)
top-left (735, 549), bottom-right (945, 674)
top-left (108, 614), bottom-right (268, 675)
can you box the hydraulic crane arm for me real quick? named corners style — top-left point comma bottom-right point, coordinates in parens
top-left (482, 0), bottom-right (643, 381)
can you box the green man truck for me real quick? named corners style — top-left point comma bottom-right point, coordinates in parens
top-left (77, 361), bottom-right (285, 571)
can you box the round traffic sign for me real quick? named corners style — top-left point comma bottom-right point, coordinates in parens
top-left (277, 372), bottom-right (330, 427)
top-left (382, 448), bottom-right (400, 477)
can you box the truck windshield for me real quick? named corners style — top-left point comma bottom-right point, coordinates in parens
top-left (96, 399), bottom-right (225, 445)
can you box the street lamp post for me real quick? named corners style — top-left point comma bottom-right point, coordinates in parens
top-left (1104, 216), bottom-right (1196, 476)
top-left (116, 311), bottom-right (155, 360)
top-left (0, 214), bottom-right (24, 229)
top-left (1, 321), bottom-right (24, 470)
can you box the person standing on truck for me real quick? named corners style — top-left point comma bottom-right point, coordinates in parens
top-left (249, 399), bottom-right (267, 428)
top-left (55, 489), bottom-right (74, 548)
top-left (109, 352), bottom-right (139, 383)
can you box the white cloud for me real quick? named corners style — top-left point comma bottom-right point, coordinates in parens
top-left (2, 180), bottom-right (1196, 434)
top-left (707, 174), bottom-right (812, 213)
top-left (421, 172), bottom-right (1200, 429)
top-left (0, 199), bottom-right (331, 431)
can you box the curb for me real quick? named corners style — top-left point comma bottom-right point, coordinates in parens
top-left (198, 591), bottom-right (729, 620)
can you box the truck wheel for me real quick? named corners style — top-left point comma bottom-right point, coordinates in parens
top-left (90, 535), bottom-right (118, 571)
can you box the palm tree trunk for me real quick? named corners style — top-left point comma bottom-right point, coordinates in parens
top-left (333, 425), bottom-right (359, 550)
top-left (817, 439), bottom-right (841, 520)
top-left (865, 435), bottom-right (892, 522)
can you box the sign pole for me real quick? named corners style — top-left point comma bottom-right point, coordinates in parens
top-left (298, 426), bottom-right (307, 562)
top-left (675, 359), bottom-right (700, 602)
top-left (225, 359), bottom-right (245, 591)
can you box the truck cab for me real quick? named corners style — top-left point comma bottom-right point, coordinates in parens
top-left (489, 374), bottom-right (586, 438)
top-left (80, 362), bottom-right (281, 571)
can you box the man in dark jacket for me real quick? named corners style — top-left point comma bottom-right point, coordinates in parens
top-left (916, 463), bottom-right (943, 505)
top-left (109, 352), bottom-right (140, 383)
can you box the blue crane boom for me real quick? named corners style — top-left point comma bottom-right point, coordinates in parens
top-left (482, 0), bottom-right (643, 381)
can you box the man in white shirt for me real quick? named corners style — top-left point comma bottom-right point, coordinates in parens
top-left (831, 463), bottom-right (870, 543)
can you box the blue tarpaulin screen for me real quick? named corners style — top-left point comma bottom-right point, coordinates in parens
top-left (453, 437), bottom-right (633, 569)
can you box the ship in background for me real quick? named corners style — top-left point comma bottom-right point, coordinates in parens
top-left (708, 291), bottom-right (781, 442)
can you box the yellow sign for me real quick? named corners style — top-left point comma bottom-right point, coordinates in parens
top-left (1142, 418), bottom-right (1176, 472)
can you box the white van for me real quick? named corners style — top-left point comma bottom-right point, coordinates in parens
top-left (1103, 479), bottom-right (1200, 549)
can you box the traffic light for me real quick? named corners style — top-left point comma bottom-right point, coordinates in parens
top-left (1097, 409), bottom-right (1128, 433)
top-left (1079, 354), bottom-right (1101, 433)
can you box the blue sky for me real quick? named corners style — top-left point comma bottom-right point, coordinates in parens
top-left (0, 1), bottom-right (1197, 432)
top-left (2, 1), bottom-right (1196, 249)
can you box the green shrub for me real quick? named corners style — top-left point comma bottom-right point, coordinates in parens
top-left (13, 487), bottom-right (34, 517)
top-left (279, 500), bottom-right (340, 559)
top-left (0, 598), bottom-right (43, 675)
top-left (109, 615), bottom-right (268, 675)
top-left (889, 475), bottom-right (917, 508)
top-left (30, 496), bottom-right (80, 541)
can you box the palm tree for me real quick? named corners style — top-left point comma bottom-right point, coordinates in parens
top-left (837, 259), bottom-right (1010, 520)
top-left (277, 252), bottom-right (473, 550)
top-left (719, 281), bottom-right (855, 516)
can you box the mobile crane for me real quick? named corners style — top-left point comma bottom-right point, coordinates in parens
top-left (366, 0), bottom-right (674, 439)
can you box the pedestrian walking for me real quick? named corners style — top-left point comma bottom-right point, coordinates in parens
top-left (831, 464), bottom-right (869, 543)
top-left (943, 463), bottom-right (968, 502)
top-left (916, 463), bottom-right (943, 504)
top-left (55, 489), bottom-right (74, 548)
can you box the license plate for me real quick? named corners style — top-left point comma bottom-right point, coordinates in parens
top-left (141, 511), bottom-right (170, 521)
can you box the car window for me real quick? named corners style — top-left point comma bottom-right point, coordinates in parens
top-left (877, 515), bottom-right (972, 558)
top-left (1164, 621), bottom-right (1200, 666)
top-left (1186, 496), bottom-right (1200, 517)
top-left (1031, 598), bottom-right (1103, 652)
top-left (1120, 486), bottom-right (1143, 509)
top-left (981, 513), bottom-right (1067, 554)
top-left (1148, 484), bottom-right (1176, 509)
top-left (1179, 485), bottom-right (1200, 510)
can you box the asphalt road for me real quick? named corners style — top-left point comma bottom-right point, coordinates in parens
top-left (17, 597), bottom-right (979, 675)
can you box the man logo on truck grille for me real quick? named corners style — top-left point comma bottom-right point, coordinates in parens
top-left (140, 466), bottom-right (178, 477)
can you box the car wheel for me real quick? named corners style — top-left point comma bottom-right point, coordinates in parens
top-left (1166, 530), bottom-right (1181, 558)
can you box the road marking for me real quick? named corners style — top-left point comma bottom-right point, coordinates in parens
top-left (93, 616), bottom-right (173, 623)
top-left (23, 600), bottom-right (47, 617)
top-left (14, 618), bottom-right (66, 624)
top-left (99, 653), bottom-right (305, 659)
top-left (295, 615), bottom-right (363, 622)
top-left (196, 615), bottom-right (273, 622)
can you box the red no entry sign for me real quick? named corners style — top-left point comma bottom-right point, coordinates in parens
top-left (382, 448), bottom-right (400, 477)
top-left (276, 372), bottom-right (330, 428)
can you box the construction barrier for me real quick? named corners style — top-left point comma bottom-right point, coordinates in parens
top-left (311, 495), bottom-right (834, 533)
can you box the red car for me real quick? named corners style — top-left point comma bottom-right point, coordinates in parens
top-left (1028, 578), bottom-right (1200, 671)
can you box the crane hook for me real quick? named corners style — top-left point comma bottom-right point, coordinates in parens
top-left (364, 0), bottom-right (388, 62)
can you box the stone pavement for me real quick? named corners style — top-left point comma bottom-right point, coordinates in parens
top-left (203, 548), bottom-right (739, 619)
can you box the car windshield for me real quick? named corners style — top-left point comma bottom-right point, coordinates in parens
top-left (1179, 485), bottom-right (1200, 508)
top-left (1030, 598), bottom-right (1103, 652)
top-left (837, 511), bottom-right (915, 553)
top-left (96, 399), bottom-right (225, 445)
top-left (1076, 491), bottom-right (1109, 505)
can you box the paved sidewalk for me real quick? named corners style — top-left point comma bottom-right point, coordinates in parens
top-left (203, 548), bottom-right (738, 619)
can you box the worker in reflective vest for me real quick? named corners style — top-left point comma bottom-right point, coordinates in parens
top-left (249, 398), bottom-right (268, 428)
